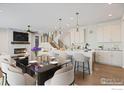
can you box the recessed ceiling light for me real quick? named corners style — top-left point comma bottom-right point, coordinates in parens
top-left (54, 26), bottom-right (57, 29)
top-left (108, 14), bottom-right (112, 17)
top-left (0, 10), bottom-right (3, 13)
top-left (66, 24), bottom-right (70, 27)
top-left (70, 17), bottom-right (74, 20)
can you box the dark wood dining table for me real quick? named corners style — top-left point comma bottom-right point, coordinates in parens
top-left (26, 62), bottom-right (62, 85)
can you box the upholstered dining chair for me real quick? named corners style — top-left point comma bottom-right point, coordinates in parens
top-left (0, 55), bottom-right (35, 85)
top-left (0, 55), bottom-right (12, 85)
top-left (45, 65), bottom-right (74, 85)
top-left (1, 62), bottom-right (36, 85)
top-left (73, 53), bottom-right (90, 79)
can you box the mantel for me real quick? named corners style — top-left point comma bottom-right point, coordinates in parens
top-left (11, 41), bottom-right (30, 44)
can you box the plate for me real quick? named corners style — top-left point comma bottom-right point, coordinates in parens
top-left (50, 61), bottom-right (58, 64)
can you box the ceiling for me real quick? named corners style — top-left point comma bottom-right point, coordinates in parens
top-left (0, 3), bottom-right (124, 32)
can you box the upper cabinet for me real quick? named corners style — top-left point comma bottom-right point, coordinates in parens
top-left (111, 23), bottom-right (121, 42)
top-left (96, 25), bottom-right (104, 42)
top-left (103, 25), bottom-right (112, 42)
top-left (96, 20), bottom-right (121, 42)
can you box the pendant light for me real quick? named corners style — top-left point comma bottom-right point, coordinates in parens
top-left (76, 12), bottom-right (79, 32)
top-left (58, 18), bottom-right (62, 34)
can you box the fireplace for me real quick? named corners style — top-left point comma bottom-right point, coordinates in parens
top-left (14, 48), bottom-right (27, 54)
top-left (13, 48), bottom-right (29, 73)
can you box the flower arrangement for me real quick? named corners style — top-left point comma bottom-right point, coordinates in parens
top-left (31, 47), bottom-right (41, 57)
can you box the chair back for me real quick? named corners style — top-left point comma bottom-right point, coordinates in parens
top-left (0, 55), bottom-right (11, 63)
top-left (73, 53), bottom-right (89, 63)
top-left (49, 65), bottom-right (74, 85)
top-left (57, 52), bottom-right (71, 63)
top-left (0, 56), bottom-right (25, 85)
top-left (7, 66), bottom-right (25, 85)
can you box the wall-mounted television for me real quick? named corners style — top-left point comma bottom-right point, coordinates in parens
top-left (13, 31), bottom-right (29, 42)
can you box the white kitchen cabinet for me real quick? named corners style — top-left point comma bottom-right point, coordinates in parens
top-left (95, 51), bottom-right (105, 64)
top-left (102, 51), bottom-right (111, 65)
top-left (111, 51), bottom-right (122, 67)
top-left (103, 25), bottom-right (112, 42)
top-left (111, 24), bottom-right (121, 42)
top-left (95, 51), bottom-right (122, 67)
top-left (96, 25), bottom-right (104, 42)
top-left (95, 51), bottom-right (111, 65)
top-left (96, 20), bottom-right (121, 42)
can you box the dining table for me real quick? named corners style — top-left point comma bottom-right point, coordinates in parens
top-left (26, 62), bottom-right (61, 85)
top-left (26, 60), bottom-right (72, 85)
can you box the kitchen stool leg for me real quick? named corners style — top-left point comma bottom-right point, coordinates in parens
top-left (74, 61), bottom-right (76, 73)
top-left (88, 62), bottom-right (90, 75)
top-left (2, 76), bottom-right (4, 85)
top-left (77, 62), bottom-right (79, 71)
top-left (83, 62), bottom-right (85, 79)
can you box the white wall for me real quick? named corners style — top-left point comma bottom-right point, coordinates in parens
top-left (85, 25), bottom-right (97, 49)
top-left (0, 28), bottom-right (10, 54)
top-left (121, 14), bottom-right (124, 67)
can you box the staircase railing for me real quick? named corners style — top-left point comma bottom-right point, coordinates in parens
top-left (41, 31), bottom-right (67, 50)
top-left (58, 39), bottom-right (68, 49)
top-left (48, 36), bottom-right (60, 49)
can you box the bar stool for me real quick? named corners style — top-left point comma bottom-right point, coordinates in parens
top-left (73, 53), bottom-right (90, 79)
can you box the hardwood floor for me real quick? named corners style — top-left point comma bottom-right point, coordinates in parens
top-left (0, 63), bottom-right (124, 85)
top-left (75, 63), bottom-right (124, 85)
top-left (0, 72), bottom-right (1, 78)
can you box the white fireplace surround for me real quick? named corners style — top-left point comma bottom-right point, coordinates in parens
top-left (0, 28), bottom-right (33, 60)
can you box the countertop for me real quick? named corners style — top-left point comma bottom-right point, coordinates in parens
top-left (95, 49), bottom-right (123, 52)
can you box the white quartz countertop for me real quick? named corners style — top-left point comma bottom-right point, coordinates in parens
top-left (95, 49), bottom-right (123, 52)
top-left (64, 50), bottom-right (94, 57)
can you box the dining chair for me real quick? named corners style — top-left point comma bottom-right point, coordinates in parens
top-left (0, 55), bottom-right (36, 85)
top-left (45, 65), bottom-right (74, 85)
top-left (1, 62), bottom-right (36, 85)
top-left (0, 55), bottom-right (11, 85)
top-left (7, 65), bottom-right (36, 85)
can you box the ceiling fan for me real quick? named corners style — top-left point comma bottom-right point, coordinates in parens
top-left (26, 25), bottom-right (37, 34)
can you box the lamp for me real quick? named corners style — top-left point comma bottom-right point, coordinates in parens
top-left (58, 18), bottom-right (62, 34)
top-left (76, 12), bottom-right (79, 32)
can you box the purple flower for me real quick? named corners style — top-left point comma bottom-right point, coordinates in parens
top-left (31, 47), bottom-right (42, 57)
top-left (31, 47), bottom-right (41, 52)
